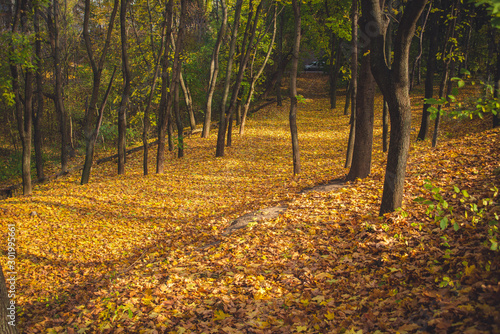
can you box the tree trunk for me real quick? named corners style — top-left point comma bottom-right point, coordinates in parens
top-left (33, 6), bottom-right (45, 182)
top-left (156, 0), bottom-right (174, 174)
top-left (50, 0), bottom-right (69, 174)
top-left (346, 52), bottom-right (375, 181)
top-left (417, 8), bottom-right (439, 141)
top-left (215, 0), bottom-right (243, 156)
top-left (10, 2), bottom-right (32, 196)
top-left (410, 3), bottom-right (431, 91)
top-left (494, 44), bottom-right (500, 128)
top-left (180, 71), bottom-right (196, 131)
top-left (118, 0), bottom-right (132, 175)
top-left (382, 0), bottom-right (393, 152)
top-left (81, 68), bottom-right (117, 184)
top-left (345, 0), bottom-right (357, 169)
top-left (81, 0), bottom-right (119, 184)
top-left (276, 9), bottom-right (285, 106)
top-left (202, 0), bottom-right (227, 138)
top-left (240, 5), bottom-right (277, 135)
top-left (142, 7), bottom-right (167, 175)
top-left (0, 264), bottom-right (17, 333)
top-left (217, 0), bottom-right (260, 156)
top-left (432, 0), bottom-right (457, 148)
top-left (343, 80), bottom-right (351, 116)
top-left (359, 0), bottom-right (428, 215)
top-left (289, 0), bottom-right (301, 175)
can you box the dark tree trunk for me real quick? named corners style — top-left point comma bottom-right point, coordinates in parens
top-left (217, 0), bottom-right (262, 156)
top-left (240, 5), bottom-right (277, 135)
top-left (432, 0), bottom-right (458, 148)
top-left (81, 68), bottom-right (117, 184)
top-left (360, 0), bottom-right (428, 215)
top-left (417, 8), bottom-right (439, 141)
top-left (276, 9), bottom-right (285, 106)
top-left (494, 45), bottom-right (500, 128)
top-left (172, 0), bottom-right (187, 158)
top-left (215, 0), bottom-right (243, 156)
top-left (156, 0), bottom-right (174, 173)
top-left (33, 6), bottom-right (45, 182)
top-left (118, 0), bottom-right (132, 175)
top-left (343, 80), bottom-right (351, 116)
top-left (10, 1), bottom-right (32, 195)
top-left (202, 0), bottom-right (227, 138)
top-left (289, 0), bottom-right (301, 175)
top-left (142, 7), bottom-right (167, 175)
top-left (410, 3), bottom-right (431, 91)
top-left (345, 0), bottom-right (357, 169)
top-left (382, 0), bottom-right (393, 152)
top-left (81, 0), bottom-right (119, 184)
top-left (49, 0), bottom-right (69, 173)
top-left (346, 52), bottom-right (375, 181)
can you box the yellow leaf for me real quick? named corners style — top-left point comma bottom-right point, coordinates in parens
top-left (325, 311), bottom-right (335, 320)
top-left (296, 325), bottom-right (308, 332)
top-left (214, 310), bottom-right (232, 321)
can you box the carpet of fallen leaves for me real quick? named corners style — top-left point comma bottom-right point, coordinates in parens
top-left (1, 73), bottom-right (499, 334)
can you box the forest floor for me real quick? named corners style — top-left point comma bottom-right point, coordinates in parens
top-left (1, 73), bottom-right (500, 333)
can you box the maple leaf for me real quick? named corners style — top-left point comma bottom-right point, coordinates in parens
top-left (213, 310), bottom-right (232, 321)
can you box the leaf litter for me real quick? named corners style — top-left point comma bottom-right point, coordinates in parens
top-left (0, 74), bottom-right (499, 333)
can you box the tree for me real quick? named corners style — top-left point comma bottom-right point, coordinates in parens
top-left (289, 0), bottom-right (301, 175)
top-left (360, 0), bottom-right (428, 215)
top-left (156, 0), bottom-right (174, 174)
top-left (346, 51), bottom-right (375, 181)
top-left (214, 0), bottom-right (243, 157)
top-left (201, 0), bottom-right (227, 138)
top-left (344, 0), bottom-right (357, 169)
top-left (47, 0), bottom-right (70, 174)
top-left (9, 0), bottom-right (32, 195)
top-left (417, 3), bottom-right (440, 141)
top-left (118, 0), bottom-right (132, 175)
top-left (81, 0), bottom-right (119, 184)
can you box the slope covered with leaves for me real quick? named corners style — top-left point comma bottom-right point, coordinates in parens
top-left (1, 74), bottom-right (499, 333)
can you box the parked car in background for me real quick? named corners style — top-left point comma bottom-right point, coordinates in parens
top-left (304, 60), bottom-right (326, 71)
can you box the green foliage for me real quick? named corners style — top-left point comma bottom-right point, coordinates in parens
top-left (415, 181), bottom-right (499, 251)
top-left (474, 0), bottom-right (500, 29)
top-left (424, 69), bottom-right (499, 121)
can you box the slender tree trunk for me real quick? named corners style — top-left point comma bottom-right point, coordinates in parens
top-left (346, 52), bottom-right (375, 181)
top-left (343, 80), bottom-right (351, 116)
top-left (410, 2), bottom-right (431, 91)
top-left (359, 0), bottom-right (428, 215)
top-left (214, 0), bottom-right (244, 157)
top-left (10, 1), bottom-right (32, 196)
top-left (81, 0), bottom-right (119, 184)
top-left (276, 9), bottom-right (285, 106)
top-left (345, 0), bottom-right (357, 169)
top-left (382, 0), bottom-right (393, 152)
top-left (180, 71), bottom-right (196, 131)
top-left (417, 9), bottom-right (439, 141)
top-left (202, 0), bottom-right (227, 138)
top-left (494, 45), bottom-right (500, 128)
top-left (156, 0), bottom-right (174, 173)
top-left (142, 8), bottom-right (167, 175)
top-left (240, 5), bottom-right (277, 135)
top-left (33, 6), bottom-right (45, 181)
top-left (289, 0), bottom-right (301, 175)
top-left (50, 0), bottom-right (69, 173)
top-left (330, 41), bottom-right (343, 109)
top-left (118, 0), bottom-right (131, 175)
top-left (432, 0), bottom-right (457, 148)
top-left (81, 68), bottom-right (117, 184)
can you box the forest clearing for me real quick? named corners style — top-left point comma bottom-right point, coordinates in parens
top-left (1, 73), bottom-right (499, 333)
